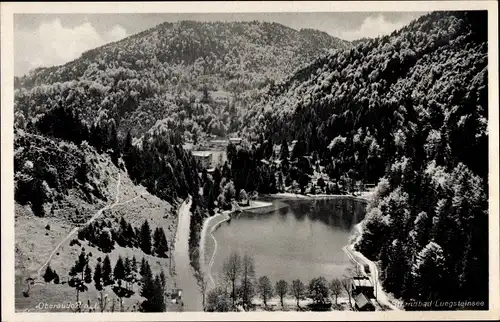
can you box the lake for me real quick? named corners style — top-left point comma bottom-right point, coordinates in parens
top-left (209, 197), bottom-right (368, 286)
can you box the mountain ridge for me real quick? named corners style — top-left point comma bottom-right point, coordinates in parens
top-left (14, 19), bottom-right (351, 140)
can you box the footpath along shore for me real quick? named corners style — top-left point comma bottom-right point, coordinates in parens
top-left (199, 200), bottom-right (273, 289)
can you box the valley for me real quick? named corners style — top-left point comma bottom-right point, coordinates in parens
top-left (12, 10), bottom-right (490, 313)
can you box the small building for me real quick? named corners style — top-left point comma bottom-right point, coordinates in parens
top-left (170, 288), bottom-right (183, 304)
top-left (209, 139), bottom-right (229, 148)
top-left (354, 293), bottom-right (376, 311)
top-left (192, 151), bottom-right (213, 169)
top-left (351, 276), bottom-right (375, 299)
top-left (229, 137), bottom-right (242, 145)
top-left (182, 142), bottom-right (194, 151)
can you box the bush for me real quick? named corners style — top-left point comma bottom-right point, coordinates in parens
top-left (45, 224), bottom-right (51, 230)
top-left (43, 265), bottom-right (55, 283)
top-left (69, 239), bottom-right (81, 247)
top-left (53, 273), bottom-right (60, 284)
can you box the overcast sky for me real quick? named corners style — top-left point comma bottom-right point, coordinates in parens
top-left (14, 12), bottom-right (427, 77)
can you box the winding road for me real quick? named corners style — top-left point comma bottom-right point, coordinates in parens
top-left (342, 244), bottom-right (401, 311)
top-left (37, 172), bottom-right (146, 278)
top-left (173, 196), bottom-right (203, 311)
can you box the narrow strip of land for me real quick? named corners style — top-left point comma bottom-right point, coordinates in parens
top-left (343, 243), bottom-right (401, 311)
top-left (173, 196), bottom-right (203, 311)
top-left (207, 213), bottom-right (230, 288)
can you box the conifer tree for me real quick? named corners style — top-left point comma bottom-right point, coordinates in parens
top-left (68, 250), bottom-right (90, 311)
top-left (43, 264), bottom-right (55, 283)
top-left (153, 227), bottom-right (169, 258)
top-left (113, 256), bottom-right (126, 282)
top-left (152, 274), bottom-right (167, 311)
top-left (117, 217), bottom-right (128, 247)
top-left (139, 260), bottom-right (156, 311)
top-left (84, 264), bottom-right (92, 284)
top-left (159, 269), bottom-right (167, 294)
top-left (139, 220), bottom-right (152, 254)
top-left (127, 223), bottom-right (136, 247)
top-left (102, 255), bottom-right (113, 286)
top-left (124, 256), bottom-right (133, 290)
top-left (140, 257), bottom-right (147, 277)
top-left (99, 229), bottom-right (114, 253)
top-left (280, 139), bottom-right (289, 160)
top-left (131, 255), bottom-right (138, 278)
top-left (93, 262), bottom-right (108, 312)
top-left (134, 227), bottom-right (141, 247)
top-left (112, 256), bottom-right (133, 312)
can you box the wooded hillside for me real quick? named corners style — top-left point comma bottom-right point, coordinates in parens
top-left (241, 11), bottom-right (489, 309)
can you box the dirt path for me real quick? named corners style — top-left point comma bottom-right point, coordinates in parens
top-left (37, 171), bottom-right (147, 278)
top-left (37, 172), bottom-right (122, 277)
top-left (206, 213), bottom-right (230, 289)
top-left (173, 196), bottom-right (203, 311)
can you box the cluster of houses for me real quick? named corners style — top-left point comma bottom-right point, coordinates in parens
top-left (184, 136), bottom-right (242, 171)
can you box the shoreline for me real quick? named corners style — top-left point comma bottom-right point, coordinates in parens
top-left (199, 200), bottom-right (274, 289)
top-left (198, 192), bottom-right (384, 305)
top-left (268, 192), bottom-right (373, 203)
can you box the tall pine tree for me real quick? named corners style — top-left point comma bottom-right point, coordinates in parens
top-left (139, 220), bottom-right (152, 254)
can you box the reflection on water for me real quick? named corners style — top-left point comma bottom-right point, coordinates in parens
top-left (211, 198), bottom-right (367, 285)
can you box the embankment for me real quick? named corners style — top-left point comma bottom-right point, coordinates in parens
top-left (199, 200), bottom-right (273, 289)
top-left (270, 192), bottom-right (372, 204)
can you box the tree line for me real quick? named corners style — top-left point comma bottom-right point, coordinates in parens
top-left (205, 251), bottom-right (354, 312)
top-left (25, 100), bottom-right (201, 206)
top-left (76, 217), bottom-right (169, 258)
top-left (44, 250), bottom-right (168, 312)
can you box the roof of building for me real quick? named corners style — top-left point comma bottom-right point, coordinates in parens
top-left (354, 293), bottom-right (373, 309)
top-left (352, 277), bottom-right (373, 288)
top-left (192, 151), bottom-right (212, 157)
top-left (229, 137), bottom-right (242, 141)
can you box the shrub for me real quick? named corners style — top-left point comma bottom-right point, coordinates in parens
top-left (53, 273), bottom-right (60, 284)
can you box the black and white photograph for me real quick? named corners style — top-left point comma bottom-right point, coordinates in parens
top-left (1, 1), bottom-right (499, 321)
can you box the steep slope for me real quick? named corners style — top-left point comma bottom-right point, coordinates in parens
top-left (14, 129), bottom-right (183, 312)
top-left (239, 11), bottom-right (488, 309)
top-left (14, 20), bottom-right (349, 139)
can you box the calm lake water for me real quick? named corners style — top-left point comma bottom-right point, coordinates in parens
top-left (211, 197), bottom-right (367, 286)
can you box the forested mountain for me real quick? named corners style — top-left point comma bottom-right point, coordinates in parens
top-left (14, 20), bottom-right (349, 139)
top-left (14, 11), bottom-right (490, 312)
top-left (238, 11), bottom-right (489, 309)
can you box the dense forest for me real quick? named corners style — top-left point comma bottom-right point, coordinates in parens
top-left (14, 20), bottom-right (349, 140)
top-left (239, 11), bottom-right (489, 309)
top-left (15, 102), bottom-right (202, 216)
